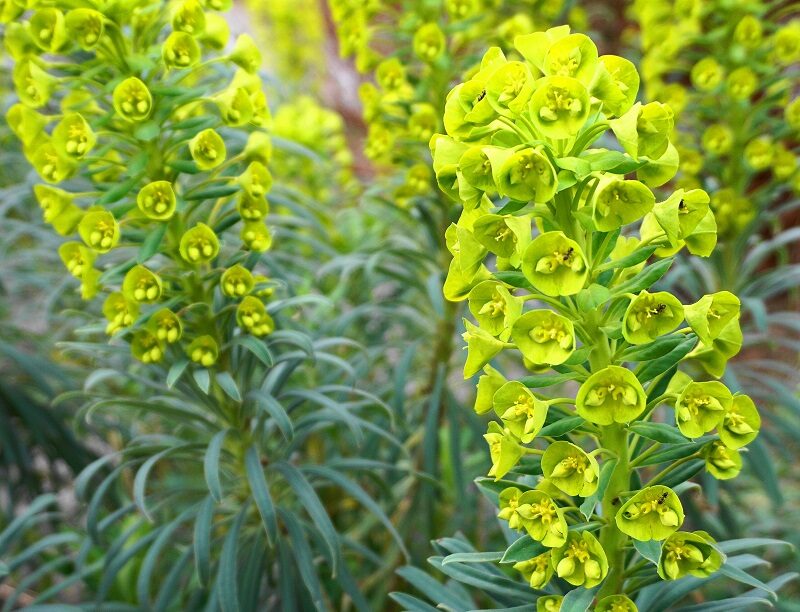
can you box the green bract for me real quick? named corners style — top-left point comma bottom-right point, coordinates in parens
top-left (674, 380), bottom-right (731, 438)
top-left (510, 309), bottom-right (575, 366)
top-left (186, 335), bottom-right (219, 367)
top-left (616, 486), bottom-right (684, 541)
top-left (180, 223), bottom-right (220, 264)
top-left (163, 31), bottom-right (201, 68)
top-left (537, 596), bottom-right (563, 612)
top-left (236, 295), bottom-right (274, 336)
top-left (221, 264), bottom-right (254, 298)
top-left (52, 113), bottom-right (96, 159)
top-left (522, 232), bottom-right (587, 297)
top-left (484, 421), bottom-right (523, 480)
top-left (704, 441), bottom-right (742, 480)
top-left (122, 265), bottom-right (163, 303)
top-left (513, 552), bottom-right (553, 589)
top-left (486, 61), bottom-right (534, 115)
top-left (150, 308), bottom-right (182, 344)
top-left (551, 530), bottom-right (608, 588)
top-left (622, 290), bottom-right (684, 345)
top-left (590, 176), bottom-right (654, 231)
top-left (413, 22), bottom-right (445, 62)
top-left (112, 77), bottom-right (153, 122)
top-left (492, 381), bottom-right (547, 442)
top-left (472, 214), bottom-right (531, 258)
top-left (137, 181), bottom-right (177, 220)
top-left (497, 147), bottom-right (558, 203)
top-left (595, 595), bottom-right (638, 612)
top-left (468, 281), bottom-right (522, 336)
top-left (658, 531), bottom-right (723, 580)
top-left (190, 128), bottom-right (226, 170)
top-left (131, 330), bottom-right (165, 364)
top-left (78, 209), bottom-right (119, 253)
top-left (684, 291), bottom-right (740, 345)
top-left (499, 487), bottom-right (567, 547)
top-left (541, 441), bottom-right (599, 497)
top-left (576, 366), bottom-right (646, 425)
top-left (719, 394), bottom-right (760, 449)
top-left (64, 8), bottom-right (105, 50)
top-left (530, 76), bottom-right (589, 139)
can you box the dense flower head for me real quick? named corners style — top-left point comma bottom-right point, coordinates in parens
top-left (5, 0), bottom-right (280, 376)
top-left (434, 24), bottom-right (758, 599)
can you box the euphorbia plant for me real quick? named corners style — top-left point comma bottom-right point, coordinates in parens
top-left (424, 25), bottom-right (776, 607)
top-left (2, 0), bottom-right (405, 607)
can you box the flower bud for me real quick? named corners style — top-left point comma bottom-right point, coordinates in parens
top-left (704, 441), bottom-right (742, 479)
top-left (513, 551), bottom-right (553, 589)
top-left (230, 34), bottom-right (262, 73)
top-left (537, 595), bottom-right (563, 612)
top-left (616, 485), bottom-right (684, 541)
top-left (6, 103), bottom-right (47, 147)
top-left (35, 184), bottom-right (82, 234)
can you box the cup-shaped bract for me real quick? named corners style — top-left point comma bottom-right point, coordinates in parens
top-left (58, 242), bottom-right (95, 279)
top-left (78, 209), bottom-right (120, 253)
top-left (591, 176), bottom-right (655, 231)
top-left (484, 421), bottom-right (523, 480)
top-left (691, 57), bottom-right (724, 91)
top-left (611, 102), bottom-right (674, 160)
top-left (187, 335), bottom-right (219, 367)
top-left (596, 595), bottom-right (638, 612)
top-left (616, 485), bottom-right (684, 541)
top-left (486, 61), bottom-right (535, 115)
top-left (537, 596), bottom-right (563, 612)
top-left (65, 8), bottom-right (105, 50)
top-left (31, 141), bottom-right (77, 184)
top-left (701, 123), bottom-right (733, 156)
top-left (215, 87), bottom-right (253, 126)
top-left (240, 220), bottom-right (272, 252)
top-left (122, 265), bottom-right (163, 303)
top-left (30, 8), bottom-right (68, 52)
top-left (522, 232), bottom-right (587, 297)
top-left (541, 441), bottom-right (599, 497)
top-left (675, 380), bottom-right (731, 438)
top-left (593, 55), bottom-right (639, 117)
top-left (413, 23), bottom-right (445, 62)
top-left (221, 264), bottom-right (254, 298)
top-left (35, 184), bottom-right (82, 234)
top-left (623, 290), bottom-right (684, 345)
top-left (236, 296), bottom-right (274, 336)
top-left (237, 193), bottom-right (269, 221)
top-left (113, 77), bottom-right (153, 122)
top-left (230, 34), bottom-right (261, 73)
top-left (472, 213), bottom-right (530, 258)
top-left (462, 319), bottom-right (506, 378)
top-left (180, 223), bottom-right (220, 264)
top-left (163, 31), bottom-right (201, 68)
top-left (513, 552), bottom-right (553, 590)
top-left (530, 75), bottom-right (589, 139)
top-left (131, 330), bottom-right (165, 364)
top-left (190, 128), bottom-right (226, 170)
top-left (172, 0), bottom-right (205, 35)
top-left (137, 181), bottom-right (177, 220)
top-left (151, 308), bottom-right (183, 344)
top-left (511, 309), bottom-right (575, 366)
top-left (516, 490), bottom-right (568, 547)
top-left (719, 394), bottom-right (760, 450)
top-left (684, 291), bottom-right (740, 345)
top-left (543, 33), bottom-right (598, 85)
top-left (474, 365), bottom-right (507, 415)
top-left (6, 103), bottom-right (47, 147)
top-left (497, 147), bottom-right (558, 203)
top-left (103, 292), bottom-right (138, 336)
top-left (492, 381), bottom-right (548, 443)
top-left (13, 61), bottom-right (57, 109)
top-left (704, 441), bottom-right (742, 480)
top-left (658, 531), bottom-right (723, 580)
top-left (551, 530), bottom-right (608, 588)
top-left (52, 113), bottom-right (96, 159)
top-left (238, 161), bottom-right (273, 198)
top-left (576, 366), bottom-right (646, 425)
top-left (468, 281), bottom-right (522, 336)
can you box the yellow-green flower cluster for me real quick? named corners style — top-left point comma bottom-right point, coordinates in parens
top-left (5, 0), bottom-right (279, 370)
top-left (633, 1), bottom-right (799, 239)
top-left (329, 0), bottom-right (586, 209)
top-left (434, 27), bottom-right (757, 600)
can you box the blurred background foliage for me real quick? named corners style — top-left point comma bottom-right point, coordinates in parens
top-left (0, 0), bottom-right (798, 609)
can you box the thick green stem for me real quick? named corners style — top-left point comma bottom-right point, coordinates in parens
top-left (597, 423), bottom-right (630, 598)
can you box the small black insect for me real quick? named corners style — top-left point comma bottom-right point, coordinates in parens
top-left (477, 89), bottom-right (487, 102)
top-left (563, 247), bottom-right (574, 261)
top-left (656, 491), bottom-right (669, 505)
top-left (655, 303), bottom-right (667, 314)
top-left (678, 198), bottom-right (686, 211)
